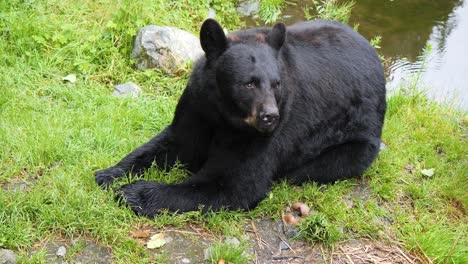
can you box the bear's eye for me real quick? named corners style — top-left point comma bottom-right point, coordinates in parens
top-left (245, 82), bottom-right (256, 89)
top-left (272, 81), bottom-right (281, 89)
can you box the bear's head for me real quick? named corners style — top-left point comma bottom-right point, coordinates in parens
top-left (200, 19), bottom-right (286, 134)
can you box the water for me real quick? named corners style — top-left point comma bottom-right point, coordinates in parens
top-left (242, 0), bottom-right (468, 110)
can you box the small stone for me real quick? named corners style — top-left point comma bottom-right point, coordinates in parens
top-left (279, 241), bottom-right (290, 250)
top-left (224, 237), bottom-right (240, 247)
top-left (379, 141), bottom-right (387, 151)
top-left (62, 74), bottom-right (77, 83)
top-left (284, 229), bottom-right (300, 239)
top-left (207, 8), bottom-right (216, 19)
top-left (281, 221), bottom-right (300, 239)
top-left (181, 258), bottom-right (190, 263)
top-left (56, 246), bottom-right (66, 257)
top-left (0, 249), bottom-right (16, 264)
top-left (113, 82), bottom-right (142, 98)
top-left (344, 195), bottom-right (354, 209)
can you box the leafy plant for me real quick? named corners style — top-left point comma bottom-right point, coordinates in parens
top-left (304, 0), bottom-right (354, 23)
top-left (208, 241), bottom-right (251, 264)
top-left (259, 0), bottom-right (285, 24)
top-left (298, 212), bottom-right (344, 246)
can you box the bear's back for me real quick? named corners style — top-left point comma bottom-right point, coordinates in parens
top-left (280, 20), bottom-right (385, 135)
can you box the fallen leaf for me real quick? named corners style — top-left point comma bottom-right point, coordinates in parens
top-left (146, 233), bottom-right (166, 249)
top-left (421, 168), bottom-right (435, 177)
top-left (292, 202), bottom-right (310, 217)
top-left (131, 229), bottom-right (150, 238)
top-left (283, 213), bottom-right (300, 226)
top-left (62, 74), bottom-right (77, 83)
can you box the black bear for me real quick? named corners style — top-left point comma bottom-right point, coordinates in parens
top-left (96, 19), bottom-right (386, 217)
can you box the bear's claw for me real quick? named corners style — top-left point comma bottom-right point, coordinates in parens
top-left (95, 167), bottom-right (125, 188)
top-left (119, 180), bottom-right (160, 216)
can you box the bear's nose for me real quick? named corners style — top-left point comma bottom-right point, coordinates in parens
top-left (259, 110), bottom-right (279, 126)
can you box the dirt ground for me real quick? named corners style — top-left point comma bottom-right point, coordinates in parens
top-left (29, 217), bottom-right (427, 264)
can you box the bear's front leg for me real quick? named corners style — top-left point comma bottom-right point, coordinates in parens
top-left (96, 103), bottom-right (212, 188)
top-left (119, 171), bottom-right (272, 216)
top-left (95, 126), bottom-right (175, 187)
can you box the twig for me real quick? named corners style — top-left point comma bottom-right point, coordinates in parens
top-left (445, 232), bottom-right (462, 264)
top-left (278, 236), bottom-right (296, 254)
top-left (251, 221), bottom-right (264, 250)
top-left (416, 241), bottom-right (433, 264)
top-left (188, 224), bottom-right (205, 237)
top-left (344, 253), bottom-right (355, 264)
top-left (320, 245), bottom-right (328, 263)
top-left (395, 246), bottom-right (415, 264)
top-left (272, 256), bottom-right (305, 260)
top-left (163, 229), bottom-right (202, 236)
top-left (255, 249), bottom-right (258, 264)
top-left (340, 246), bottom-right (355, 264)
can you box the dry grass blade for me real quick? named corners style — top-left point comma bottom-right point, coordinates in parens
top-left (340, 246), bottom-right (355, 264)
top-left (251, 221), bottom-right (265, 250)
top-left (416, 241), bottom-right (434, 264)
top-left (395, 246), bottom-right (415, 264)
top-left (278, 236), bottom-right (296, 254)
top-left (444, 232), bottom-right (462, 264)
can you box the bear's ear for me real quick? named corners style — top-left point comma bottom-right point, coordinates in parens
top-left (267, 22), bottom-right (286, 51)
top-left (200, 19), bottom-right (228, 60)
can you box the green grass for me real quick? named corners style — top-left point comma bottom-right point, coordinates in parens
top-left (208, 242), bottom-right (251, 264)
top-left (1, 0), bottom-right (467, 263)
top-left (259, 0), bottom-right (285, 24)
top-left (304, 0), bottom-right (354, 24)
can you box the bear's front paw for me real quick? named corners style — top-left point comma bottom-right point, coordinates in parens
top-left (119, 180), bottom-right (161, 217)
top-left (95, 167), bottom-right (125, 188)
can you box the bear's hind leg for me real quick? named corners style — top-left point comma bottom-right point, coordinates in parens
top-left (288, 138), bottom-right (381, 184)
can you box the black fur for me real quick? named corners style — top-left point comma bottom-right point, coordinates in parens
top-left (95, 19), bottom-right (386, 217)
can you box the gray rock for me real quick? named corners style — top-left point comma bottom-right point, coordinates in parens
top-left (132, 26), bottom-right (204, 72)
top-left (379, 141), bottom-right (387, 151)
top-left (203, 248), bottom-right (212, 261)
top-left (279, 241), bottom-right (290, 250)
top-left (207, 8), bottom-right (216, 19)
top-left (2, 179), bottom-right (27, 192)
top-left (237, 1), bottom-right (260, 16)
top-left (56, 246), bottom-right (66, 257)
top-left (113, 82), bottom-right (142, 97)
top-left (279, 220), bottom-right (300, 239)
top-left (0, 249), bottom-right (16, 264)
top-left (224, 237), bottom-right (240, 247)
top-left (164, 236), bottom-right (173, 244)
top-left (160, 231), bottom-right (211, 263)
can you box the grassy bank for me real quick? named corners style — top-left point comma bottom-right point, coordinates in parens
top-left (1, 0), bottom-right (466, 263)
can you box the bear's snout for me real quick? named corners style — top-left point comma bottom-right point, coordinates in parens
top-left (257, 105), bottom-right (279, 133)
